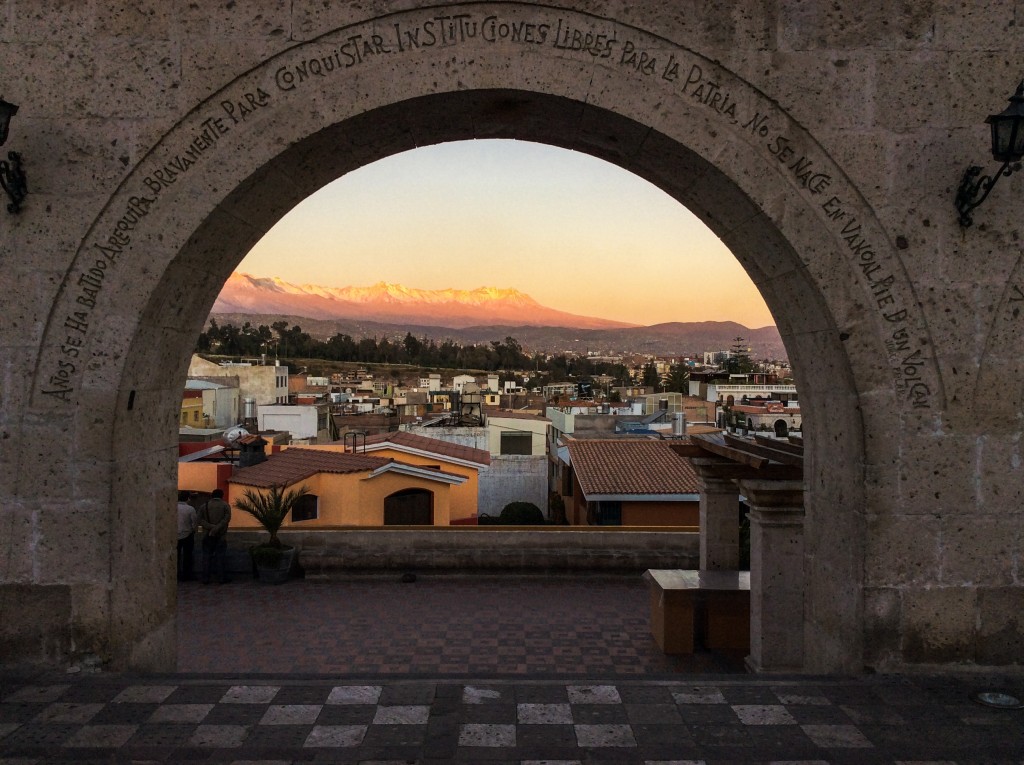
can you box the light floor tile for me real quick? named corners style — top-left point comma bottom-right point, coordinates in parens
top-left (303, 724), bottom-right (366, 747)
top-left (326, 685), bottom-right (381, 705)
top-left (774, 691), bottom-right (831, 706)
top-left (457, 723), bottom-right (515, 747)
top-left (733, 704), bottom-right (798, 725)
top-left (372, 705), bottom-right (430, 725)
top-left (672, 688), bottom-right (727, 705)
top-left (112, 685), bottom-right (176, 703)
top-left (221, 686), bottom-right (280, 704)
top-left (148, 703), bottom-right (214, 723)
top-left (568, 685), bottom-right (621, 704)
top-left (190, 724), bottom-right (249, 747)
top-left (574, 723), bottom-right (637, 747)
top-left (801, 724), bottom-right (873, 748)
top-left (518, 703), bottom-right (573, 724)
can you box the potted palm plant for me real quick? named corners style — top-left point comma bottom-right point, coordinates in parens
top-left (233, 483), bottom-right (309, 584)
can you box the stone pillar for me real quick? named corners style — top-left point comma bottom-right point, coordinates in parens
top-left (741, 479), bottom-right (805, 673)
top-left (697, 474), bottom-right (740, 570)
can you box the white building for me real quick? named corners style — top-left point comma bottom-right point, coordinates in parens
top-left (189, 354), bottom-right (289, 405)
top-left (184, 379), bottom-right (240, 428)
top-left (258, 402), bottom-right (332, 443)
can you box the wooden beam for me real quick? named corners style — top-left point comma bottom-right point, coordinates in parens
top-left (724, 433), bottom-right (804, 466)
top-left (691, 457), bottom-right (803, 481)
top-left (690, 434), bottom-right (769, 469)
top-left (753, 434), bottom-right (804, 456)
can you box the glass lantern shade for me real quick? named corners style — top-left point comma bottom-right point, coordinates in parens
top-left (0, 98), bottom-right (18, 147)
top-left (987, 82), bottom-right (1024, 163)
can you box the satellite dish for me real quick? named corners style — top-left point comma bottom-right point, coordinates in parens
top-left (223, 426), bottom-right (249, 445)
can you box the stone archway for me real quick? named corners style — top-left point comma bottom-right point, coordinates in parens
top-left (8, 1), bottom-right (998, 675)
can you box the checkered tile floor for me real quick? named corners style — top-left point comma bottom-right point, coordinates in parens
top-left (1, 676), bottom-right (1022, 762)
top-left (4, 575), bottom-right (1022, 762)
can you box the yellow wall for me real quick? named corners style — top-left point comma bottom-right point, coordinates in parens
top-left (294, 443), bottom-right (478, 521)
top-left (180, 397), bottom-right (205, 426)
top-left (228, 469), bottom-right (453, 529)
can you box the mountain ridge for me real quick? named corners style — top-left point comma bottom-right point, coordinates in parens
top-left (214, 272), bottom-right (638, 330)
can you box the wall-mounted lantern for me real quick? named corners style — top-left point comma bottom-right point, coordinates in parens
top-left (955, 82), bottom-right (1024, 227)
top-left (0, 97), bottom-right (27, 214)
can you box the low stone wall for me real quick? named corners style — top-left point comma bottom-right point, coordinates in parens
top-left (225, 528), bottom-right (699, 575)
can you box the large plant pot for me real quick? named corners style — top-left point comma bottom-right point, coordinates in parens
top-left (253, 546), bottom-right (295, 585)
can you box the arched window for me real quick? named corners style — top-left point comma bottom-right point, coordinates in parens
top-left (774, 420), bottom-right (789, 438)
top-left (384, 489), bottom-right (433, 525)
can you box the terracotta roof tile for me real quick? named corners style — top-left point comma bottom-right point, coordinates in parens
top-left (359, 431), bottom-right (491, 465)
top-left (229, 447), bottom-right (391, 488)
top-left (566, 439), bottom-right (699, 496)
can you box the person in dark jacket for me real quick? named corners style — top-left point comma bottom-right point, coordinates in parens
top-left (198, 489), bottom-right (231, 584)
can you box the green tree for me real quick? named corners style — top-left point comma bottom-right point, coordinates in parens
top-left (642, 361), bottom-right (659, 387)
top-left (233, 484), bottom-right (310, 549)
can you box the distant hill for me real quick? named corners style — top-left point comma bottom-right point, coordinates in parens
top-left (208, 312), bottom-right (787, 360)
top-left (214, 272), bottom-right (636, 330)
top-left (210, 273), bottom-right (785, 358)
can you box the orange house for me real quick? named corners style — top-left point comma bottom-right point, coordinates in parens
top-left (227, 447), bottom-right (467, 528)
top-left (564, 439), bottom-right (700, 527)
top-left (321, 431), bottom-right (489, 523)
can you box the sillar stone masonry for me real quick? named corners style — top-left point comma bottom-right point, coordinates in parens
top-left (0, 1), bottom-right (1021, 674)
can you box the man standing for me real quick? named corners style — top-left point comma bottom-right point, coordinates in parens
top-left (198, 488), bottom-right (232, 584)
top-left (176, 491), bottom-right (197, 581)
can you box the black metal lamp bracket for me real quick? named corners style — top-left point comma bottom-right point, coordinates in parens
top-left (955, 159), bottom-right (1020, 228)
top-left (0, 150), bottom-right (26, 213)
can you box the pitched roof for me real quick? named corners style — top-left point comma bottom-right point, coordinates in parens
top-left (566, 439), bottom-right (699, 498)
top-left (359, 431), bottom-right (490, 466)
top-left (229, 447), bottom-right (391, 488)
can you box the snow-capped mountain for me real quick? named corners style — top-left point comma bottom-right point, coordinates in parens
top-left (212, 273), bottom-right (637, 330)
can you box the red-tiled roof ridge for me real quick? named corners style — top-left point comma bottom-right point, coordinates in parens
top-left (229, 447), bottom-right (391, 488)
top-left (358, 431), bottom-right (491, 465)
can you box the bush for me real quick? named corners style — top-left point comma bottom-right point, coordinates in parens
top-left (499, 502), bottom-right (545, 525)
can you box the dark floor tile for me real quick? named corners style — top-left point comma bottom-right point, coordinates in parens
top-left (164, 685), bottom-right (231, 704)
top-left (676, 703), bottom-right (740, 724)
top-left (570, 703), bottom-right (629, 724)
top-left (513, 685), bottom-right (569, 703)
top-left (271, 685), bottom-right (333, 704)
top-left (460, 703), bottom-right (517, 724)
top-left (630, 721), bottom-right (693, 745)
top-left (90, 703), bottom-right (158, 724)
top-left (379, 685), bottom-right (436, 705)
top-left (625, 702), bottom-right (683, 724)
top-left (126, 722), bottom-right (196, 747)
top-left (517, 722), bottom-right (576, 746)
top-left (202, 703), bottom-right (267, 725)
top-left (361, 723), bottom-right (428, 746)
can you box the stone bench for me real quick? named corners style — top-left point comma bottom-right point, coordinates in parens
top-left (642, 569), bottom-right (750, 655)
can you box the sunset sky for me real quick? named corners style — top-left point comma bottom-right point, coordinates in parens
top-left (238, 139), bottom-right (775, 328)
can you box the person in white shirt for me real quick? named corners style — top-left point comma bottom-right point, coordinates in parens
top-left (176, 491), bottom-right (197, 581)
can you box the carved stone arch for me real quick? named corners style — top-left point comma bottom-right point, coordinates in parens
top-left (13, 3), bottom-right (948, 672)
